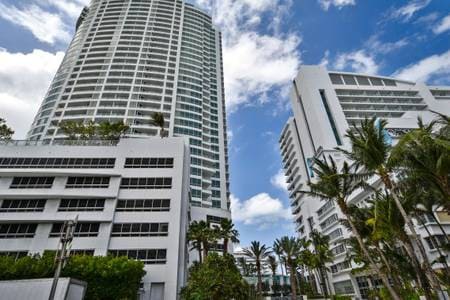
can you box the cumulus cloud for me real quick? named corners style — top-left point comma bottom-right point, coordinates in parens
top-left (0, 3), bottom-right (71, 45)
top-left (231, 193), bottom-right (291, 228)
top-left (334, 50), bottom-right (379, 74)
top-left (393, 50), bottom-right (450, 83)
top-left (433, 14), bottom-right (450, 35)
top-left (192, 0), bottom-right (301, 111)
top-left (318, 0), bottom-right (355, 11)
top-left (270, 169), bottom-right (288, 192)
top-left (0, 49), bottom-right (65, 138)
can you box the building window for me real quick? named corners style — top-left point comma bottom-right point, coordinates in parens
top-left (69, 249), bottom-right (95, 256)
top-left (66, 177), bottom-right (110, 188)
top-left (116, 199), bottom-right (170, 211)
top-left (58, 199), bottom-right (105, 211)
top-left (124, 157), bottom-right (174, 168)
top-left (207, 215), bottom-right (226, 224)
top-left (0, 157), bottom-right (115, 168)
top-left (0, 199), bottom-right (46, 212)
top-left (320, 213), bottom-right (339, 230)
top-left (120, 177), bottom-right (172, 189)
top-left (0, 251), bottom-right (28, 260)
top-left (108, 249), bottom-right (167, 264)
top-left (0, 224), bottom-right (37, 239)
top-left (111, 223), bottom-right (169, 237)
top-left (10, 177), bottom-right (54, 189)
top-left (333, 279), bottom-right (355, 294)
top-left (49, 223), bottom-right (100, 237)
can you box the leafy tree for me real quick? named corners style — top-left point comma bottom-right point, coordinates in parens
top-left (150, 112), bottom-right (166, 138)
top-left (301, 155), bottom-right (401, 300)
top-left (0, 118), bottom-right (14, 140)
top-left (243, 241), bottom-right (271, 298)
top-left (217, 219), bottom-right (239, 254)
top-left (180, 253), bottom-right (249, 300)
top-left (341, 117), bottom-right (441, 293)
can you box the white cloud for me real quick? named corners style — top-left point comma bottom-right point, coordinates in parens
top-left (42, 0), bottom-right (88, 19)
top-left (365, 35), bottom-right (409, 55)
top-left (270, 169), bottom-right (288, 192)
top-left (231, 193), bottom-right (291, 227)
top-left (393, 50), bottom-right (450, 83)
top-left (334, 50), bottom-right (379, 74)
top-left (318, 0), bottom-right (355, 11)
top-left (0, 49), bottom-right (65, 138)
top-left (387, 0), bottom-right (431, 22)
top-left (192, 0), bottom-right (301, 111)
top-left (319, 50), bottom-right (330, 67)
top-left (0, 3), bottom-right (71, 45)
top-left (433, 14), bottom-right (450, 34)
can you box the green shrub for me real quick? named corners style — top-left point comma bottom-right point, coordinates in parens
top-left (0, 253), bottom-right (145, 300)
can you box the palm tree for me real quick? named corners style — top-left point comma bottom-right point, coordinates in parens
top-left (273, 240), bottom-right (287, 295)
top-left (268, 255), bottom-right (278, 294)
top-left (218, 219), bottom-right (239, 254)
top-left (341, 117), bottom-right (442, 292)
top-left (302, 156), bottom-right (401, 300)
top-left (150, 112), bottom-right (166, 138)
top-left (243, 241), bottom-right (271, 298)
top-left (0, 118), bottom-right (14, 140)
top-left (277, 236), bottom-right (302, 300)
top-left (309, 230), bottom-right (333, 298)
top-left (187, 220), bottom-right (218, 263)
top-left (187, 221), bottom-right (205, 263)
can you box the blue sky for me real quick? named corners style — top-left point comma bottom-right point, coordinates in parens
top-left (0, 0), bottom-right (449, 250)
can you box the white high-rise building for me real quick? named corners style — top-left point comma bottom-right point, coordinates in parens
top-left (27, 0), bottom-right (230, 220)
top-left (279, 65), bottom-right (450, 299)
top-left (0, 138), bottom-right (190, 299)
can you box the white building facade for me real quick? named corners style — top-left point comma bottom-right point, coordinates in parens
top-left (279, 65), bottom-right (450, 299)
top-left (27, 0), bottom-right (230, 222)
top-left (0, 138), bottom-right (190, 299)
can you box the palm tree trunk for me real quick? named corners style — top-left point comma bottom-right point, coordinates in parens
top-left (289, 262), bottom-right (297, 300)
top-left (223, 238), bottom-right (229, 255)
top-left (203, 242), bottom-right (209, 260)
top-left (256, 261), bottom-right (262, 299)
top-left (197, 240), bottom-right (202, 263)
top-left (375, 245), bottom-right (403, 291)
top-left (399, 233), bottom-right (433, 300)
top-left (277, 255), bottom-right (285, 296)
top-left (346, 215), bottom-right (401, 300)
top-left (384, 174), bottom-right (442, 292)
top-left (319, 267), bottom-right (329, 298)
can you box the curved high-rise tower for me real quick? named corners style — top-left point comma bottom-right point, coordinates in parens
top-left (28, 0), bottom-right (230, 215)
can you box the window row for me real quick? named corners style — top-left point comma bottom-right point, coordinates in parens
top-left (0, 157), bottom-right (115, 169)
top-left (108, 249), bottom-right (167, 264)
top-left (66, 177), bottom-right (110, 188)
top-left (0, 224), bottom-right (37, 239)
top-left (111, 223), bottom-right (168, 237)
top-left (0, 199), bottom-right (46, 212)
top-left (120, 177), bottom-right (172, 189)
top-left (49, 223), bottom-right (100, 237)
top-left (116, 199), bottom-right (170, 211)
top-left (124, 157), bottom-right (173, 168)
